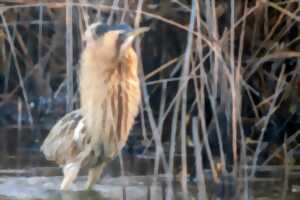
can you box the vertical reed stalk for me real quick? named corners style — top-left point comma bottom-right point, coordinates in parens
top-left (66, 0), bottom-right (74, 112)
top-left (280, 137), bottom-right (289, 200)
top-left (179, 0), bottom-right (196, 194)
top-left (229, 0), bottom-right (238, 173)
top-left (154, 82), bottom-right (167, 177)
top-left (107, 0), bottom-right (119, 24)
top-left (192, 117), bottom-right (208, 200)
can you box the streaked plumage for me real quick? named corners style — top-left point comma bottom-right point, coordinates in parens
top-left (41, 23), bottom-right (148, 190)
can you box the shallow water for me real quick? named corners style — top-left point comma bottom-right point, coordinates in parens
top-left (0, 174), bottom-right (199, 200)
top-left (0, 141), bottom-right (299, 199)
top-left (0, 166), bottom-right (299, 200)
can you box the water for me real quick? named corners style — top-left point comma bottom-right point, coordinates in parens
top-left (0, 131), bottom-right (299, 200)
top-left (0, 162), bottom-right (299, 200)
top-left (0, 167), bottom-right (197, 200)
top-left (0, 176), bottom-right (168, 200)
top-left (0, 151), bottom-right (195, 200)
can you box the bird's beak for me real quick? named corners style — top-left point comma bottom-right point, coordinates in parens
top-left (119, 27), bottom-right (150, 60)
top-left (127, 27), bottom-right (150, 38)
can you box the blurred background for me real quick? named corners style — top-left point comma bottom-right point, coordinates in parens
top-left (0, 0), bottom-right (299, 199)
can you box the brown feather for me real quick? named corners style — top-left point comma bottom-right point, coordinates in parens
top-left (41, 27), bottom-right (141, 190)
top-left (79, 31), bottom-right (140, 158)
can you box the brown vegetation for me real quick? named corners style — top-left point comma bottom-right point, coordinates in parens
top-left (0, 0), bottom-right (299, 198)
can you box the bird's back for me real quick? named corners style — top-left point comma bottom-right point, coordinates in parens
top-left (41, 110), bottom-right (84, 165)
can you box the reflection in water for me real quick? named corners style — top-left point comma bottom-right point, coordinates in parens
top-left (0, 175), bottom-right (299, 200)
top-left (0, 176), bottom-right (176, 200)
top-left (48, 191), bottom-right (109, 200)
top-left (0, 153), bottom-right (299, 200)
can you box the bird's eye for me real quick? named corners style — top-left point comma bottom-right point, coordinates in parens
top-left (117, 32), bottom-right (127, 48)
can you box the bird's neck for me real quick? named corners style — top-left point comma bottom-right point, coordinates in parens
top-left (79, 48), bottom-right (139, 149)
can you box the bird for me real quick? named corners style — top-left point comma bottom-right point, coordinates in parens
top-left (41, 22), bottom-right (149, 190)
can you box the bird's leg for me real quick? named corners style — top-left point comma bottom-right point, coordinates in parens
top-left (85, 164), bottom-right (105, 190)
top-left (60, 163), bottom-right (80, 190)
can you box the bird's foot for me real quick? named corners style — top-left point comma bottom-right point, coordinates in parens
top-left (84, 183), bottom-right (94, 191)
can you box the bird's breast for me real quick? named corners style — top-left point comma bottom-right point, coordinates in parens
top-left (80, 68), bottom-right (140, 157)
top-left (104, 77), bottom-right (141, 153)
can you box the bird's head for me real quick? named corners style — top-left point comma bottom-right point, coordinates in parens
top-left (82, 23), bottom-right (149, 66)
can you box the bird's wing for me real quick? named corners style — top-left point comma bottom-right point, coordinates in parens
top-left (41, 109), bottom-right (86, 165)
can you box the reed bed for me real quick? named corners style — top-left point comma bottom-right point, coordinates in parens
top-left (0, 0), bottom-right (299, 199)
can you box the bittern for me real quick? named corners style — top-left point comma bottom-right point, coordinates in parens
top-left (41, 23), bottom-right (149, 190)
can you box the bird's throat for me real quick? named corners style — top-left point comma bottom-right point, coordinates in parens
top-left (79, 47), bottom-right (140, 156)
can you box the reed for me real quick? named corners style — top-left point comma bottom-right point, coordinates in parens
top-left (0, 0), bottom-right (299, 199)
